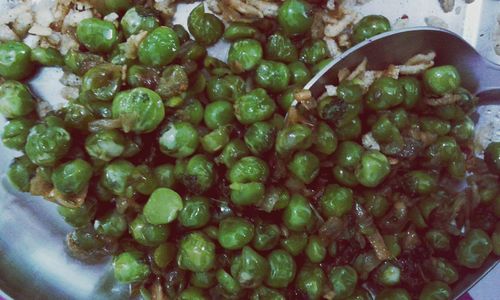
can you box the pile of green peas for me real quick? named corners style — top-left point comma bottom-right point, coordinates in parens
top-left (1, 0), bottom-right (499, 299)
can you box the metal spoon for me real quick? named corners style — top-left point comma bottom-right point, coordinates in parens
top-left (301, 26), bottom-right (499, 299)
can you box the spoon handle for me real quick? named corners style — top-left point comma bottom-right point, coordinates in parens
top-left (476, 59), bottom-right (500, 102)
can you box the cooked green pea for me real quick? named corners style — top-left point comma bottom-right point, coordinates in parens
top-left (0, 81), bottom-right (35, 118)
top-left (218, 217), bottom-right (255, 250)
top-left (190, 271), bottom-right (216, 289)
top-left (178, 231), bottom-right (216, 272)
top-left (57, 198), bottom-right (96, 227)
top-left (280, 232), bottom-right (307, 256)
top-left (329, 266), bottom-right (358, 299)
top-left (425, 230), bottom-right (450, 252)
top-left (255, 60), bottom-right (291, 93)
top-left (278, 0), bottom-right (313, 36)
top-left (366, 76), bottom-right (404, 110)
top-left (355, 150), bottom-right (390, 187)
top-left (244, 121), bottom-right (275, 155)
top-left (423, 257), bottom-right (459, 284)
top-left (404, 171), bottom-right (437, 195)
top-left (121, 6), bottom-right (160, 37)
top-left (201, 126), bottom-right (231, 154)
top-left (112, 87), bottom-right (165, 133)
top-left (228, 39), bottom-right (263, 73)
top-left (320, 184), bottom-right (353, 218)
top-left (85, 129), bottom-right (126, 162)
top-left (230, 182), bottom-right (266, 206)
top-left (179, 196), bottom-right (211, 229)
top-left (265, 33), bottom-right (298, 63)
top-left (2, 118), bottom-right (34, 150)
top-left (252, 223), bottom-right (281, 251)
top-left (372, 116), bottom-right (403, 148)
top-left (130, 214), bottom-right (170, 247)
top-left (399, 76), bottom-right (421, 109)
top-left (7, 156), bottom-right (36, 192)
top-left (352, 15), bottom-right (391, 44)
top-left (181, 154), bottom-right (215, 193)
top-left (265, 249), bottom-right (296, 288)
top-left (52, 159), bottom-right (93, 195)
top-left (484, 142), bottom-right (500, 175)
top-left (113, 251), bottom-right (150, 284)
top-left (143, 188), bottom-right (183, 225)
top-left (234, 88), bottom-right (276, 125)
top-left (313, 122), bottom-right (337, 156)
top-left (224, 22), bottom-right (257, 41)
top-left (420, 117), bottom-right (451, 136)
top-left (427, 136), bottom-right (461, 164)
top-left (456, 228), bottom-right (492, 269)
top-left (95, 211), bottom-right (127, 238)
top-left (204, 101), bottom-right (235, 129)
top-left (365, 194), bottom-right (389, 218)
top-left (287, 151), bottom-right (319, 184)
top-left (175, 98), bottom-right (204, 125)
top-left (178, 287), bottom-right (207, 300)
top-left (81, 64), bottom-right (122, 102)
top-left (451, 116), bottom-right (474, 142)
top-left (158, 121), bottom-right (199, 158)
top-left (217, 139), bottom-right (250, 168)
top-left (300, 40), bottom-right (329, 65)
top-left (419, 281), bottom-right (451, 300)
top-left (288, 61), bottom-right (311, 86)
top-left (100, 159), bottom-right (135, 197)
top-left (424, 65), bottom-right (461, 96)
top-left (228, 156), bottom-right (269, 183)
top-left (337, 81), bottom-right (363, 104)
top-left (188, 3), bottom-right (224, 46)
top-left (230, 246), bottom-right (269, 288)
top-left (275, 124), bottom-right (313, 157)
top-left (138, 26), bottom-right (180, 67)
top-left (375, 262), bottom-right (401, 287)
top-left (206, 75), bottom-right (245, 102)
top-left (64, 50), bottom-right (105, 76)
top-left (0, 41), bottom-right (33, 80)
top-left (76, 18), bottom-right (118, 53)
top-left (25, 124), bottom-right (71, 167)
top-left (295, 264), bottom-right (326, 300)
top-left (155, 65), bottom-right (188, 99)
top-left (63, 103), bottom-right (94, 130)
top-left (336, 117), bottom-right (362, 141)
top-left (283, 194), bottom-right (313, 231)
top-left (305, 236), bottom-right (326, 263)
top-left (376, 288), bottom-right (411, 300)
top-left (261, 186), bottom-right (290, 212)
top-left (126, 65), bottom-right (160, 89)
top-left (250, 286), bottom-right (285, 300)
top-left (31, 47), bottom-right (64, 66)
top-left (216, 269), bottom-right (241, 295)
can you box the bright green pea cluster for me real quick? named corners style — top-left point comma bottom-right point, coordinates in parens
top-left (1, 2), bottom-right (499, 299)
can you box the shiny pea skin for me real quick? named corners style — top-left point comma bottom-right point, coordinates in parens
top-left (94, 211), bottom-right (127, 238)
top-left (275, 123), bottom-right (313, 156)
top-left (85, 129), bottom-right (126, 162)
top-left (277, 0), bottom-right (313, 36)
top-left (177, 232), bottom-right (215, 272)
top-left (255, 60), bottom-right (291, 93)
top-left (1, 118), bottom-right (34, 150)
top-left (201, 126), bottom-right (231, 154)
top-left (25, 124), bottom-right (71, 167)
top-left (138, 26), bottom-right (180, 67)
top-left (234, 88), bottom-right (276, 125)
top-left (182, 154), bottom-right (215, 193)
top-left (484, 142), bottom-right (500, 175)
top-left (305, 236), bottom-right (327, 263)
top-left (113, 251), bottom-right (150, 284)
top-left (81, 64), bottom-right (122, 102)
top-left (204, 100), bottom-right (235, 129)
top-left (366, 76), bottom-right (404, 110)
top-left (244, 121), bottom-right (275, 155)
top-left (404, 171), bottom-right (437, 195)
top-left (57, 199), bottom-right (96, 227)
top-left (217, 139), bottom-right (250, 168)
top-left (190, 271), bottom-right (216, 289)
top-left (159, 121), bottom-right (199, 158)
top-left (295, 264), bottom-right (326, 300)
top-left (399, 76), bottom-right (421, 109)
top-left (300, 40), bottom-right (329, 65)
top-left (7, 156), bottom-right (36, 192)
top-left (179, 196), bottom-right (211, 229)
top-left (266, 249), bottom-right (296, 288)
top-left (283, 194), bottom-right (313, 231)
top-left (121, 6), bottom-right (160, 37)
top-left (419, 281), bottom-right (451, 300)
top-left (155, 64), bottom-right (188, 99)
top-left (265, 33), bottom-right (298, 63)
top-left (76, 18), bottom-right (118, 53)
top-left (228, 39), bottom-right (263, 73)
top-left (129, 214), bottom-right (170, 247)
top-left (218, 217), bottom-right (255, 250)
top-left (456, 228), bottom-right (492, 269)
top-left (352, 15), bottom-right (391, 44)
top-left (230, 246), bottom-right (269, 288)
top-left (31, 47), bottom-right (64, 66)
top-left (320, 184), bottom-right (354, 218)
top-left (252, 223), bottom-right (281, 251)
top-left (0, 41), bottom-right (33, 80)
top-left (355, 150), bottom-right (391, 187)
top-left (224, 22), bottom-right (257, 41)
top-left (52, 159), bottom-right (93, 195)
top-left (0, 81), bottom-right (35, 118)
top-left (230, 181), bottom-right (266, 206)
top-left (423, 65), bottom-right (461, 96)
top-left (175, 98), bottom-right (204, 125)
top-left (335, 141), bottom-right (363, 168)
top-left (100, 159), bottom-right (135, 197)
top-left (281, 232), bottom-right (308, 256)
top-left (216, 269), bottom-right (241, 295)
top-left (178, 287), bottom-right (207, 300)
top-left (228, 156), bottom-right (269, 183)
top-left (188, 3), bottom-right (224, 46)
top-left (143, 188), bottom-right (183, 225)
top-left (329, 266), bottom-right (358, 299)
top-left (288, 61), bottom-right (311, 86)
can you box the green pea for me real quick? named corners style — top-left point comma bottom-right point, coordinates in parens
top-left (25, 124), bottom-right (71, 167)
top-left (152, 242), bottom-right (176, 269)
top-left (188, 3), bottom-right (224, 46)
top-left (85, 129), bottom-right (126, 162)
top-left (261, 186), bottom-right (290, 212)
top-left (178, 231), bottom-right (215, 272)
top-left (112, 87), bottom-right (165, 133)
top-left (207, 75), bottom-right (246, 102)
top-left (129, 214), bottom-right (169, 247)
top-left (52, 159), bottom-right (93, 195)
top-left (255, 60), bottom-right (291, 93)
top-left (484, 142), bottom-right (500, 175)
top-left (201, 126), bottom-right (231, 154)
top-left (216, 269), bottom-right (241, 295)
top-left (100, 159), bottom-right (135, 197)
top-left (451, 116), bottom-right (474, 142)
top-left (275, 123), bottom-right (313, 156)
top-left (64, 50), bottom-right (105, 76)
top-left (366, 76), bottom-right (404, 110)
top-left (94, 211), bottom-right (127, 238)
top-left (155, 65), bottom-right (188, 99)
top-left (143, 188), bottom-right (183, 225)
top-left (228, 39), bottom-right (263, 73)
top-left (399, 76), bottom-right (421, 109)
top-left (355, 150), bottom-right (390, 187)
top-left (63, 103), bottom-right (95, 130)
top-left (175, 98), bottom-right (204, 125)
top-left (278, 0), bottom-right (313, 36)
top-left (80, 64), bottom-right (122, 102)
top-left (423, 257), bottom-right (459, 284)
top-left (281, 232), bottom-right (308, 256)
top-left (121, 6), bottom-right (160, 37)
top-left (228, 156), bottom-right (269, 183)
top-left (288, 151), bottom-right (319, 184)
top-left (295, 264), bottom-right (326, 300)
top-left (311, 58), bottom-right (333, 75)
top-left (0, 41), bottom-right (33, 80)
top-left (300, 40), bottom-right (329, 65)
top-left (126, 65), bottom-right (160, 89)
top-left (113, 251), bottom-right (150, 284)
top-left (181, 154), bottom-right (215, 193)
top-left (218, 217), bottom-right (255, 250)
top-left (266, 249), bottom-right (296, 288)
top-left (0, 81), bottom-right (35, 118)
top-left (190, 271), bottom-right (216, 289)
top-left (404, 171), bottom-right (437, 195)
top-left (320, 184), bottom-right (354, 218)
top-left (456, 228), bottom-right (492, 269)
top-left (283, 194), bottom-right (313, 231)
top-left (31, 47), bottom-right (64, 66)
top-left (224, 22), bottom-right (257, 41)
top-left (2, 118), bottom-right (34, 150)
top-left (427, 136), bottom-right (461, 164)
top-left (230, 181), bottom-right (266, 206)
top-left (138, 26), bottom-right (180, 67)
top-left (375, 262), bottom-right (401, 287)
top-left (419, 281), bottom-right (451, 300)
top-left (179, 196), bottom-right (211, 229)
top-left (230, 246), bottom-right (269, 288)
top-left (376, 288), bottom-right (410, 300)
top-left (76, 18), bottom-right (118, 53)
top-left (178, 287), bottom-right (207, 300)
top-left (159, 121), bottom-right (200, 157)
top-left (336, 117), bottom-right (362, 141)
top-left (244, 121), bottom-right (275, 155)
top-left (252, 223), bottom-right (281, 251)
top-left (7, 156), bottom-right (36, 192)
top-left (288, 61), bottom-right (311, 86)
top-left (250, 286), bottom-right (285, 300)
top-left (335, 141), bottom-right (363, 168)
top-left (352, 15), bottom-right (391, 44)
top-left (204, 101), bottom-right (235, 129)
top-left (305, 236), bottom-right (326, 263)
top-left (333, 166), bottom-right (359, 187)
top-left (329, 266), bottom-right (358, 299)
top-left (423, 65), bottom-right (461, 96)
top-left (364, 194), bottom-right (389, 218)
top-left (217, 139), bottom-right (250, 168)
top-left (383, 235), bottom-right (401, 258)
top-left (57, 199), bottom-right (96, 228)
top-left (234, 88), bottom-right (276, 125)
top-left (425, 230), bottom-right (450, 252)
top-left (372, 116), bottom-right (403, 147)
top-left (265, 33), bottom-right (298, 63)
top-left (420, 117), bottom-right (451, 136)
